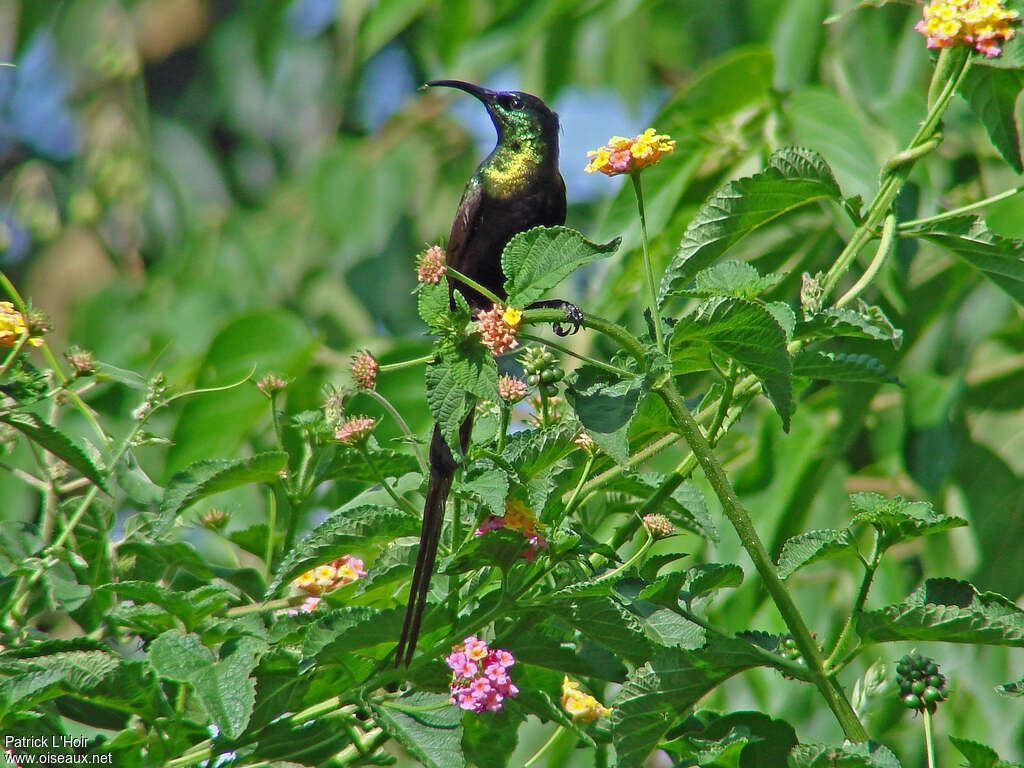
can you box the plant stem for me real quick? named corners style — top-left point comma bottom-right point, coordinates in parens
top-left (522, 308), bottom-right (647, 364)
top-left (825, 530), bottom-right (880, 671)
top-left (923, 708), bottom-right (937, 768)
top-left (563, 453), bottom-right (596, 518)
top-left (836, 213), bottom-right (897, 309)
top-left (358, 443), bottom-right (418, 516)
top-left (519, 331), bottom-right (632, 377)
top-left (655, 378), bottom-right (869, 741)
top-left (378, 353), bottom-right (435, 372)
top-left (496, 403), bottom-right (511, 455)
top-left (524, 726), bottom-right (573, 768)
top-left (631, 172), bottom-right (664, 351)
top-left (446, 266), bottom-right (503, 306)
top-left (898, 184), bottom-right (1024, 229)
top-left (265, 488), bottom-right (276, 578)
top-left (365, 388), bottom-right (427, 472)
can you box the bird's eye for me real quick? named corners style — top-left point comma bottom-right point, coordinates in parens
top-left (500, 94), bottom-right (522, 110)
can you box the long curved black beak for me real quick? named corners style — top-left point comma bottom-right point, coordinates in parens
top-left (423, 80), bottom-right (497, 105)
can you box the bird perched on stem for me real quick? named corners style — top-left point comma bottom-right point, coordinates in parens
top-left (396, 80), bottom-right (578, 667)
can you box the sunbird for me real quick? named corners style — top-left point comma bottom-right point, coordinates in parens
top-left (396, 80), bottom-right (579, 667)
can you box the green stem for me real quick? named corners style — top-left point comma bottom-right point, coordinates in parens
top-left (923, 708), bottom-right (937, 768)
top-left (563, 453), bottom-right (596, 518)
top-left (655, 378), bottom-right (869, 741)
top-left (819, 48), bottom-right (971, 304)
top-left (358, 443), bottom-right (418, 516)
top-left (631, 172), bottom-right (664, 351)
top-left (521, 308), bottom-right (647, 364)
top-left (265, 488), bottom-right (276, 578)
top-left (524, 726), bottom-right (574, 768)
top-left (899, 184), bottom-right (1024, 229)
top-left (0, 332), bottom-right (29, 378)
top-left (518, 331), bottom-right (632, 377)
top-left (365, 389), bottom-right (427, 472)
top-left (836, 213), bottom-right (897, 309)
top-left (378, 353), bottom-right (434, 372)
top-left (824, 530), bottom-right (881, 672)
top-left (446, 266), bottom-right (503, 306)
top-left (496, 404), bottom-right (511, 455)
top-left (538, 383), bottom-right (550, 427)
top-left (225, 596), bottom-right (298, 617)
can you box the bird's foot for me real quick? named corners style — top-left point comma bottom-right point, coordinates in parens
top-left (527, 299), bottom-right (584, 337)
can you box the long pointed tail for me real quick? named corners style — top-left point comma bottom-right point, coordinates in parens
top-left (395, 419), bottom-right (470, 667)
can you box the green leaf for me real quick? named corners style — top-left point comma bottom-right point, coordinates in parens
top-left (959, 66), bottom-right (1024, 173)
top-left (915, 216), bottom-right (1024, 307)
top-left (568, 597), bottom-right (654, 664)
top-left (157, 452), bottom-right (287, 533)
top-left (427, 341), bottom-right (499, 456)
top-left (456, 463), bottom-right (509, 517)
top-left (671, 297), bottom-right (792, 430)
top-left (611, 640), bottom-right (774, 768)
top-left (148, 631), bottom-right (263, 740)
top-left (685, 260), bottom-right (785, 300)
top-left (446, 528), bottom-right (533, 574)
top-left (794, 307), bottom-right (903, 348)
top-left (302, 605), bottom-right (424, 662)
top-left (267, 505), bottom-right (418, 595)
top-left (370, 692), bottom-right (464, 768)
top-left (661, 710), bottom-right (797, 768)
top-left (661, 46), bottom-right (775, 129)
top-left (849, 492), bottom-right (966, 548)
top-left (857, 578), bottom-right (1024, 646)
top-left (462, 706), bottom-right (522, 768)
top-left (501, 226), bottom-right (620, 308)
top-left (949, 736), bottom-right (1024, 768)
top-left (776, 529), bottom-right (858, 580)
top-left (319, 446), bottom-right (420, 484)
top-left (564, 366), bottom-right (644, 463)
top-left (793, 350), bottom-right (897, 384)
top-left (96, 582), bottom-right (234, 632)
top-left (659, 147), bottom-right (842, 304)
top-left (166, 309), bottom-right (316, 475)
top-left (788, 741), bottom-right (903, 768)
top-left (417, 279), bottom-right (449, 329)
top-left (0, 411), bottom-right (107, 492)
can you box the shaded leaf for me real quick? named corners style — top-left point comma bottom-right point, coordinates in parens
top-left (0, 411), bottom-right (107, 492)
top-left (776, 529), bottom-right (857, 579)
top-left (849, 492), bottom-right (966, 548)
top-left (371, 692), bottom-right (464, 768)
top-left (564, 365), bottom-right (644, 463)
top-left (502, 226), bottom-right (620, 307)
top-left (960, 66), bottom-right (1024, 172)
top-left (788, 741), bottom-right (902, 768)
top-left (794, 306), bottom-right (903, 347)
top-left (793, 350), bottom-right (897, 384)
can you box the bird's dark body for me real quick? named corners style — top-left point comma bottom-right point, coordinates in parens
top-left (396, 81), bottom-right (567, 667)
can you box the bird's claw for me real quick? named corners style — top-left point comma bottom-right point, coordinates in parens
top-left (527, 299), bottom-right (584, 337)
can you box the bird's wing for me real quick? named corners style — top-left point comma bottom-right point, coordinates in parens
top-left (446, 176), bottom-right (483, 275)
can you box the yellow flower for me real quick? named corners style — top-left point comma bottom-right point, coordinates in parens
top-left (476, 302), bottom-right (523, 355)
top-left (503, 498), bottom-right (540, 533)
top-left (915, 0), bottom-right (1018, 56)
top-left (561, 677), bottom-right (611, 723)
top-left (585, 128), bottom-right (676, 176)
top-left (0, 301), bottom-right (42, 348)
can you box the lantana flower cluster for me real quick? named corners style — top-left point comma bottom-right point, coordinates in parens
top-left (497, 374), bottom-right (528, 403)
top-left (446, 636), bottom-right (518, 713)
top-left (294, 555), bottom-right (366, 597)
top-left (351, 351), bottom-right (378, 390)
top-left (335, 415), bottom-right (376, 444)
top-left (476, 303), bottom-right (523, 355)
top-left (915, 0), bottom-right (1019, 57)
top-left (475, 498), bottom-right (549, 562)
top-left (0, 301), bottom-right (44, 348)
top-left (416, 244), bottom-right (447, 284)
top-left (561, 676), bottom-right (611, 723)
top-left (584, 128), bottom-right (676, 176)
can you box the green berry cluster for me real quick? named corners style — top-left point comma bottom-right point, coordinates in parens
top-left (520, 346), bottom-right (564, 397)
top-left (896, 652), bottom-right (947, 713)
top-left (780, 636), bottom-right (805, 666)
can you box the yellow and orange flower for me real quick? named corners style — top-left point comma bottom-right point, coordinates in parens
top-left (561, 676), bottom-right (612, 722)
top-left (0, 301), bottom-right (43, 348)
top-left (584, 129), bottom-right (676, 176)
top-left (476, 303), bottom-right (523, 355)
top-left (915, 0), bottom-right (1019, 57)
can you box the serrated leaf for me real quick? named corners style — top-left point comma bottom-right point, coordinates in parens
top-left (788, 741), bottom-right (903, 768)
top-left (96, 582), bottom-right (234, 631)
top-left (671, 297), bottom-right (792, 430)
top-left (564, 366), bottom-right (644, 463)
top-left (115, 458), bottom-right (162, 506)
top-left (0, 411), bottom-right (108, 492)
top-left (157, 452), bottom-right (287, 533)
top-left (661, 711), bottom-right (797, 768)
top-left (502, 421), bottom-right (577, 481)
top-left (319, 446), bottom-right (420, 484)
top-left (686, 260), bottom-right (785, 300)
top-left (502, 226), bottom-right (620, 307)
top-left (427, 342), bottom-right (498, 456)
top-left (659, 147), bottom-right (842, 303)
top-left (795, 306), bottom-right (903, 347)
top-left (776, 529), bottom-right (858, 580)
top-left (793, 350), bottom-right (898, 384)
top-left (446, 528), bottom-right (532, 574)
top-left (371, 692), bottom-right (464, 768)
top-left (849, 492), bottom-right (966, 548)
top-left (638, 563), bottom-right (743, 611)
top-left (456, 464), bottom-right (509, 517)
top-left (302, 605), bottom-right (425, 662)
top-left (267, 505), bottom-right (418, 595)
top-left (960, 66), bottom-right (1024, 172)
top-left (149, 631), bottom-right (263, 740)
top-left (857, 578), bottom-right (1024, 646)
top-left (417, 279), bottom-right (450, 328)
top-left (567, 597), bottom-right (654, 664)
top-left (915, 216), bottom-right (1024, 307)
top-left (611, 640), bottom-right (774, 768)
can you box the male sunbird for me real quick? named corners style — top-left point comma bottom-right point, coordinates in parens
top-left (396, 80), bottom-right (579, 667)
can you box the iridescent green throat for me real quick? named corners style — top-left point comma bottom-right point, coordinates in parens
top-left (480, 137), bottom-right (552, 195)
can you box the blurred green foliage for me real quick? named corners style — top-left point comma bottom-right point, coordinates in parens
top-left (2, 0), bottom-right (1024, 765)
